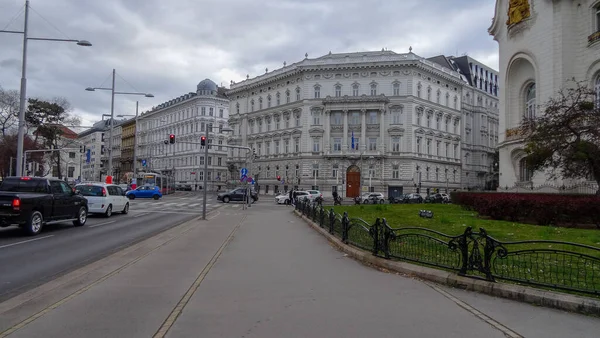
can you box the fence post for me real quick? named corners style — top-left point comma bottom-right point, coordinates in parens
top-left (329, 208), bottom-right (335, 234)
top-left (342, 211), bottom-right (349, 243)
top-left (458, 226), bottom-right (472, 276)
top-left (382, 218), bottom-right (391, 259)
top-left (480, 227), bottom-right (496, 281)
top-left (372, 218), bottom-right (380, 255)
top-left (319, 207), bottom-right (325, 227)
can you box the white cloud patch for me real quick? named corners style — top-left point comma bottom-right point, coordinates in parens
top-left (0, 0), bottom-right (499, 122)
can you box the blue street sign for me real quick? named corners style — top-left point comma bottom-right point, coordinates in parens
top-left (240, 167), bottom-right (248, 176)
top-left (85, 149), bottom-right (91, 163)
top-left (240, 174), bottom-right (247, 182)
top-left (142, 159), bottom-right (147, 167)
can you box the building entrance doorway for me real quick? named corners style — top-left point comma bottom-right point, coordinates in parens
top-left (346, 165), bottom-right (361, 197)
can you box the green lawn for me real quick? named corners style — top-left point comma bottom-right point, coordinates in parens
top-left (331, 204), bottom-right (600, 248)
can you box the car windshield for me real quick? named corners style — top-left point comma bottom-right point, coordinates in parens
top-left (76, 185), bottom-right (104, 196)
top-left (0, 179), bottom-right (47, 193)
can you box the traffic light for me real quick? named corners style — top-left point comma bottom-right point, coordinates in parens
top-left (200, 136), bottom-right (206, 146)
top-left (169, 134), bottom-right (175, 144)
top-left (277, 175), bottom-right (281, 181)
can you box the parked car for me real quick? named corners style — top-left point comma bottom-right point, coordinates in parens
top-left (126, 185), bottom-right (162, 200)
top-left (217, 187), bottom-right (258, 203)
top-left (0, 177), bottom-right (88, 235)
top-left (275, 193), bottom-right (291, 204)
top-left (440, 193), bottom-right (451, 203)
top-left (360, 192), bottom-right (385, 204)
top-left (424, 193), bottom-right (445, 204)
top-left (403, 193), bottom-right (424, 203)
top-left (75, 183), bottom-right (129, 217)
top-left (293, 191), bottom-right (310, 202)
top-left (388, 194), bottom-right (406, 204)
top-left (304, 190), bottom-right (322, 201)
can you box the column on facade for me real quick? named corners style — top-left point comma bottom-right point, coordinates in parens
top-left (361, 109), bottom-right (367, 152)
top-left (342, 110), bottom-right (348, 152)
top-left (379, 108), bottom-right (385, 153)
top-left (324, 109), bottom-right (330, 153)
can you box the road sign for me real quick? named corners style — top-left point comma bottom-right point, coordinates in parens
top-left (240, 174), bottom-right (247, 182)
top-left (240, 167), bottom-right (248, 176)
top-left (141, 159), bottom-right (147, 167)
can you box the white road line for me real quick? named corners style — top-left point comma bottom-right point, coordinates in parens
top-left (88, 221), bottom-right (116, 228)
top-left (0, 235), bottom-right (54, 249)
top-left (187, 203), bottom-right (200, 207)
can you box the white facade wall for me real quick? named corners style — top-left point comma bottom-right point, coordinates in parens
top-left (137, 80), bottom-right (230, 190)
top-left (490, 0), bottom-right (600, 189)
top-left (227, 51), bottom-right (467, 197)
top-left (78, 130), bottom-right (105, 182)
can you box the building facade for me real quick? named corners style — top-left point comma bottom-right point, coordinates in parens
top-left (429, 55), bottom-right (500, 190)
top-left (489, 0), bottom-right (600, 190)
top-left (77, 118), bottom-right (124, 182)
top-left (227, 50), bottom-right (468, 197)
top-left (35, 125), bottom-right (83, 183)
top-left (137, 79), bottom-right (230, 191)
top-left (120, 118), bottom-right (136, 179)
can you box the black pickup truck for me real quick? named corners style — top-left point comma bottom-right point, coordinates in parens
top-left (0, 177), bottom-right (88, 236)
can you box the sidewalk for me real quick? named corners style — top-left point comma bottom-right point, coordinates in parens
top-left (1, 203), bottom-right (598, 338)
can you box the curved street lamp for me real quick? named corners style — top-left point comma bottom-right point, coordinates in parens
top-left (1, 0), bottom-right (92, 176)
top-left (86, 69), bottom-right (153, 177)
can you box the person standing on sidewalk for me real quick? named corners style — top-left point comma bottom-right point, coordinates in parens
top-left (288, 188), bottom-right (294, 206)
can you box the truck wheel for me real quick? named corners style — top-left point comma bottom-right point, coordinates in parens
top-left (25, 211), bottom-right (43, 236)
top-left (73, 207), bottom-right (87, 227)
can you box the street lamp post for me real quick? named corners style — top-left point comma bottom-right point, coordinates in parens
top-left (1, 0), bottom-right (92, 176)
top-left (86, 71), bottom-right (153, 178)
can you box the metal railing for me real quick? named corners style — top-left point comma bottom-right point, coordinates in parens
top-left (295, 200), bottom-right (600, 296)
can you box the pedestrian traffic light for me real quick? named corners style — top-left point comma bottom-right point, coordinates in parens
top-left (277, 175), bottom-right (281, 181)
top-left (169, 134), bottom-right (175, 144)
top-left (200, 136), bottom-right (206, 146)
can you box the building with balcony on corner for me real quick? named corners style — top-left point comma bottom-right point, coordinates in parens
top-left (226, 50), bottom-right (476, 198)
top-left (137, 79), bottom-right (230, 191)
top-left (120, 117), bottom-right (136, 178)
top-left (428, 55), bottom-right (500, 191)
top-left (489, 0), bottom-right (600, 192)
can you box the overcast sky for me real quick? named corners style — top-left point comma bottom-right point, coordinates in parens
top-left (0, 0), bottom-right (498, 128)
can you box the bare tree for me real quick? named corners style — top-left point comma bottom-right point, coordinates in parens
top-left (0, 86), bottom-right (19, 136)
top-left (522, 80), bottom-right (600, 194)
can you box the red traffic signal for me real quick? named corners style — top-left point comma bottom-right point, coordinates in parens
top-left (200, 136), bottom-right (206, 146)
top-left (169, 134), bottom-right (175, 144)
top-left (277, 175), bottom-right (281, 181)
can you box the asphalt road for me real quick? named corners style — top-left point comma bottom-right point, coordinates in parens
top-left (0, 192), bottom-right (218, 302)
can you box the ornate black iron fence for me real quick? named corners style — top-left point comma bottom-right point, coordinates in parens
top-left (295, 200), bottom-right (600, 296)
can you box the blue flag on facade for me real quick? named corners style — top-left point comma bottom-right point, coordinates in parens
top-left (351, 130), bottom-right (355, 150)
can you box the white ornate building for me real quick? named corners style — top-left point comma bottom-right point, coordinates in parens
top-left (137, 79), bottom-right (230, 191)
top-left (429, 55), bottom-right (500, 190)
top-left (227, 50), bottom-right (471, 198)
top-left (489, 0), bottom-right (600, 190)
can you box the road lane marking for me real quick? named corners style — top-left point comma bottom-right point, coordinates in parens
top-left (153, 214), bottom-right (245, 338)
top-left (88, 221), bottom-right (116, 228)
top-left (423, 282), bottom-right (523, 338)
top-left (0, 235), bottom-right (54, 250)
top-left (0, 216), bottom-right (201, 338)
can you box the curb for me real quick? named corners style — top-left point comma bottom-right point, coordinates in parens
top-left (293, 210), bottom-right (600, 316)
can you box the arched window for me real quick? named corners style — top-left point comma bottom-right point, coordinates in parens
top-left (525, 83), bottom-right (536, 119)
top-left (595, 74), bottom-right (600, 108)
top-left (519, 157), bottom-right (533, 182)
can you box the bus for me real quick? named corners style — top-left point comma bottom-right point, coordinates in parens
top-left (136, 172), bottom-right (174, 195)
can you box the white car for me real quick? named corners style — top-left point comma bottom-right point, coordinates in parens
top-left (305, 190), bottom-right (322, 201)
top-left (275, 193), bottom-right (291, 204)
top-left (75, 183), bottom-right (129, 217)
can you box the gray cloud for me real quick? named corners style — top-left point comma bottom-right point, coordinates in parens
top-left (0, 0), bottom-right (499, 126)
